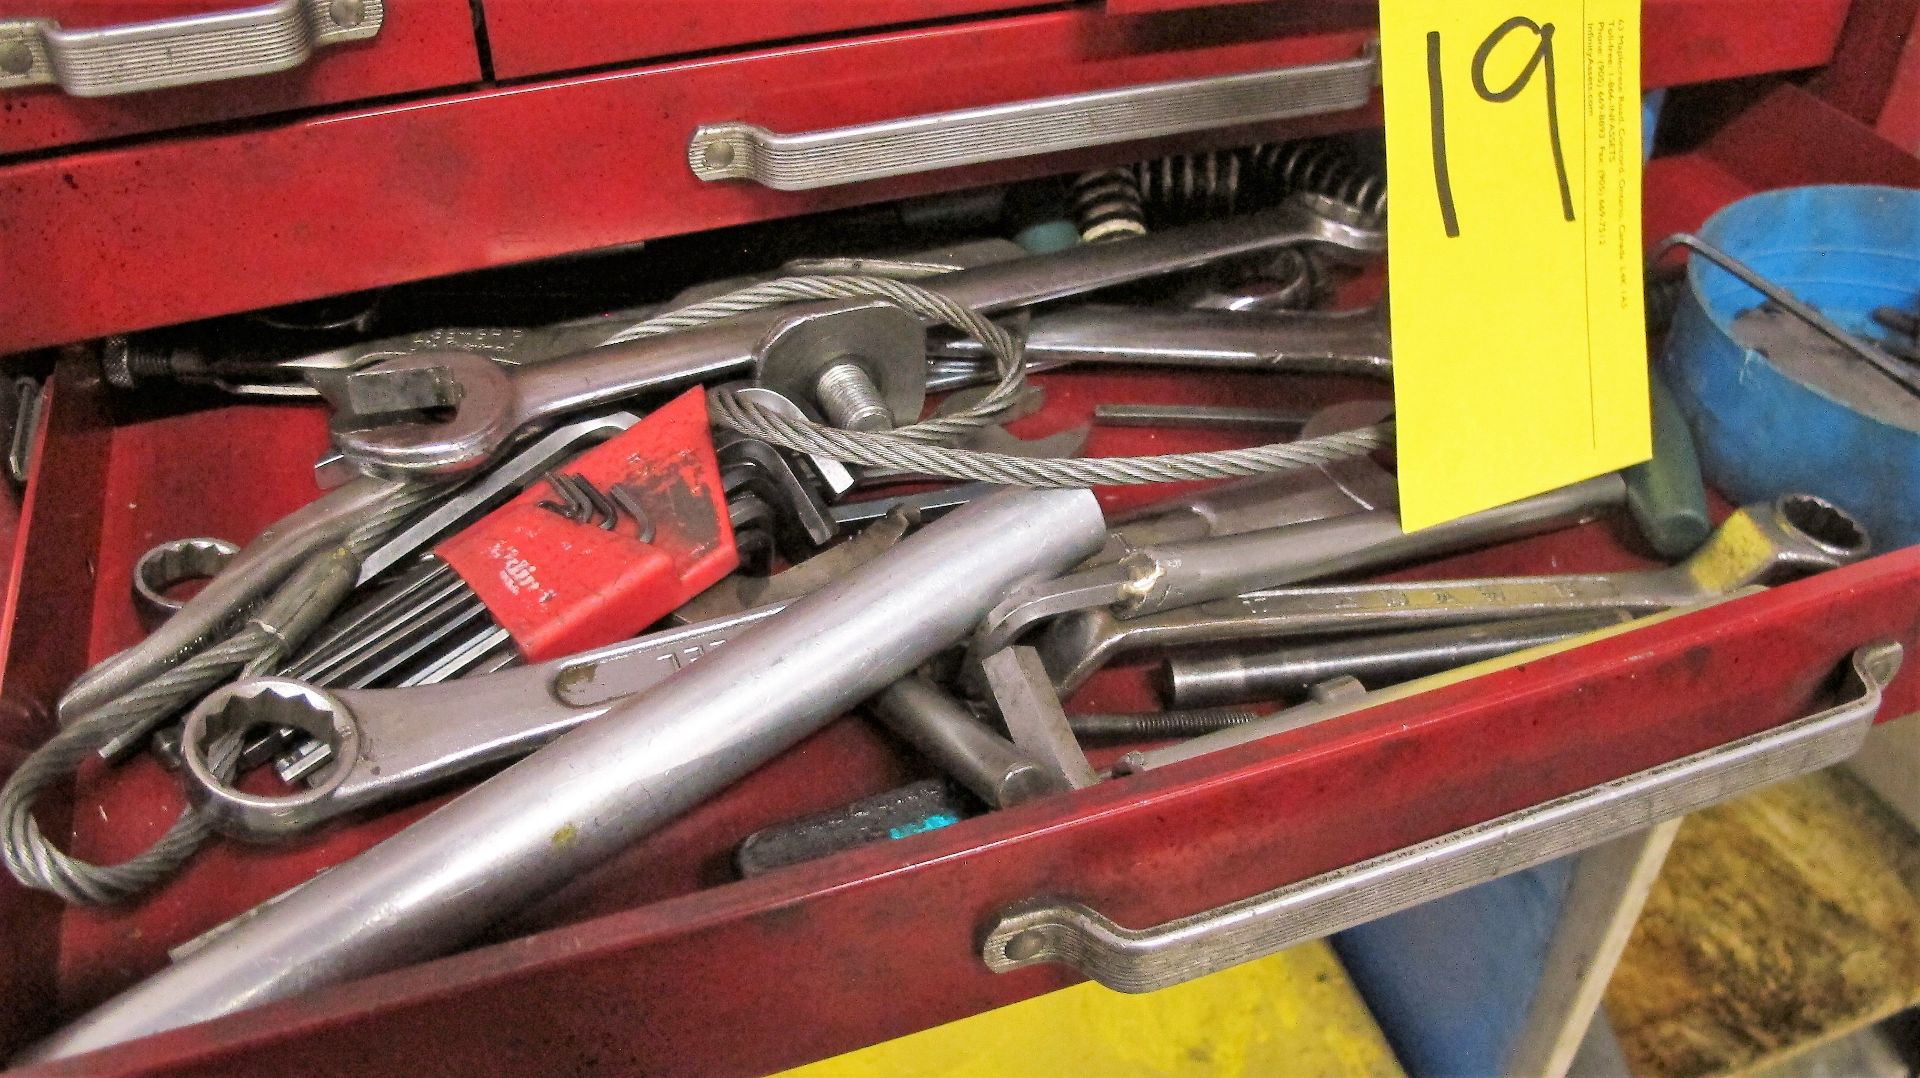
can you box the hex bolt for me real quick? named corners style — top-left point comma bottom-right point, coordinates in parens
top-left (756, 304), bottom-right (927, 436)
top-left (812, 361), bottom-right (893, 432)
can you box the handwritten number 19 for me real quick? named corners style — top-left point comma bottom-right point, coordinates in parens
top-left (1427, 16), bottom-right (1575, 238)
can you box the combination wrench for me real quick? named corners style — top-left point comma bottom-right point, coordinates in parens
top-left (975, 472), bottom-right (1625, 655)
top-left (1034, 494), bottom-right (1870, 692)
top-left (328, 196), bottom-right (1384, 476)
top-left (182, 603), bottom-right (789, 840)
top-left (184, 509), bottom-right (919, 835)
top-left (34, 489), bottom-right (1107, 1061)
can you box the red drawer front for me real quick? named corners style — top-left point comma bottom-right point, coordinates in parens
top-left (476, 0), bottom-right (1357, 79)
top-left (0, 0), bottom-right (481, 156)
top-left (0, 0), bottom-right (1849, 357)
top-left (31, 550), bottom-right (1920, 1078)
top-left (1, 74), bottom-right (1913, 1078)
top-left (480, 0), bottom-right (1047, 81)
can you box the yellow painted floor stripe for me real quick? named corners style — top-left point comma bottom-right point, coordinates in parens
top-left (782, 942), bottom-right (1403, 1077)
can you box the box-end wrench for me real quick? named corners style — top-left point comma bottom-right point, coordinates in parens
top-left (58, 474), bottom-right (438, 727)
top-left (327, 197), bottom-right (1384, 477)
top-left (36, 488), bottom-right (1106, 1062)
top-left (975, 472), bottom-right (1626, 657)
top-left (181, 604), bottom-right (787, 840)
top-left (1036, 494), bottom-right (1870, 692)
top-left (185, 509), bottom-right (921, 832)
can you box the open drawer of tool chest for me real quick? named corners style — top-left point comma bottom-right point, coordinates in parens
top-left (4, 5), bottom-right (1920, 1073)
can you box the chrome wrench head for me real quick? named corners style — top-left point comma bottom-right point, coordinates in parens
top-left (178, 505), bottom-right (924, 838)
top-left (324, 202), bottom-right (1384, 477)
top-left (181, 679), bottom-right (363, 841)
top-left (1033, 493), bottom-right (1872, 694)
top-left (186, 606), bottom-right (793, 841)
top-left (933, 384), bottom-right (1092, 458)
top-left (1689, 492), bottom-right (1869, 587)
top-left (1290, 191), bottom-right (1387, 256)
top-left (131, 537), bottom-right (240, 626)
top-left (330, 351), bottom-right (519, 477)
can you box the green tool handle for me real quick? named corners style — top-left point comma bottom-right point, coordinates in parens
top-left (1624, 370), bottom-right (1711, 559)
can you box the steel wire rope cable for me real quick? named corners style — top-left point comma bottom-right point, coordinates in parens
top-left (2, 481), bottom-right (442, 904)
top-left (603, 273), bottom-right (1394, 485)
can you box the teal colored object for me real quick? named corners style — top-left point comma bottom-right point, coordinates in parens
top-left (1662, 185), bottom-right (1920, 550)
top-left (1014, 219), bottom-right (1081, 254)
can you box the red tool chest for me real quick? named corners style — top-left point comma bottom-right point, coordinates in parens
top-left (2, 1), bottom-right (1918, 1073)
top-left (0, 0), bottom-right (482, 154)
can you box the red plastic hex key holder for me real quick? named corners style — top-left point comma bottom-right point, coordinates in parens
top-left (436, 390), bottom-right (736, 663)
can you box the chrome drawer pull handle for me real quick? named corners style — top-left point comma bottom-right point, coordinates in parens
top-left (982, 640), bottom-right (1902, 992)
top-left (0, 0), bottom-right (383, 98)
top-left (688, 42), bottom-right (1378, 191)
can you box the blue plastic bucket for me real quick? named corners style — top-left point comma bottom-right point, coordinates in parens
top-left (1663, 184), bottom-right (1920, 549)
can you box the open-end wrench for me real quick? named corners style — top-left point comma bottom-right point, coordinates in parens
top-left (112, 305), bottom-right (666, 402)
top-left (932, 384), bottom-right (1092, 459)
top-left (1035, 494), bottom-right (1870, 692)
top-left (975, 472), bottom-right (1625, 656)
top-left (329, 196), bottom-right (1384, 476)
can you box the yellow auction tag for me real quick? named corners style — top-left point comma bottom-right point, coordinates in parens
top-left (1381, 0), bottom-right (1649, 529)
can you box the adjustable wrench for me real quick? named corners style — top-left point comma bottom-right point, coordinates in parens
top-left (1036, 494), bottom-right (1870, 691)
top-left (329, 197), bottom-right (1383, 476)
